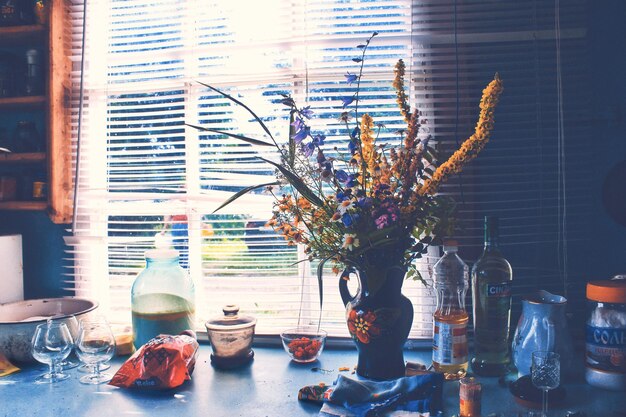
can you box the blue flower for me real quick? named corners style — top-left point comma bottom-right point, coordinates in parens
top-left (357, 197), bottom-right (372, 209)
top-left (292, 125), bottom-right (310, 144)
top-left (301, 141), bottom-right (315, 157)
top-left (300, 106), bottom-right (314, 119)
top-left (335, 169), bottom-right (348, 184)
top-left (350, 127), bottom-right (360, 140)
top-left (341, 96), bottom-right (355, 108)
top-left (348, 139), bottom-right (358, 155)
top-left (312, 134), bottom-right (326, 146)
top-left (342, 212), bottom-right (359, 227)
top-left (345, 72), bottom-right (358, 85)
top-left (335, 170), bottom-right (357, 187)
top-left (291, 116), bottom-right (304, 131)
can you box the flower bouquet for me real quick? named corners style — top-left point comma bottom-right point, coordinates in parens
top-left (190, 32), bottom-right (503, 378)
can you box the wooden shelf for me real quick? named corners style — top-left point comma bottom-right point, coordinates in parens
top-left (0, 96), bottom-right (47, 110)
top-left (0, 24), bottom-right (46, 45)
top-left (0, 200), bottom-right (47, 211)
top-left (0, 1), bottom-right (72, 223)
top-left (0, 152), bottom-right (46, 163)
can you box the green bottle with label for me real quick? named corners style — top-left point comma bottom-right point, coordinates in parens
top-left (471, 216), bottom-right (513, 376)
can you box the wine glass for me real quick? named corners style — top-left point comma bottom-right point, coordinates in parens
top-left (531, 351), bottom-right (560, 417)
top-left (31, 322), bottom-right (73, 384)
top-left (75, 317), bottom-right (116, 384)
top-left (47, 315), bottom-right (80, 370)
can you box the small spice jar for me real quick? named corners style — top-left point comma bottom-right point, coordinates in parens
top-left (585, 275), bottom-right (626, 390)
top-left (459, 376), bottom-right (481, 417)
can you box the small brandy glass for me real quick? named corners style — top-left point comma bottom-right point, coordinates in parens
top-left (31, 322), bottom-right (73, 384)
top-left (531, 351), bottom-right (560, 417)
top-left (75, 317), bottom-right (116, 384)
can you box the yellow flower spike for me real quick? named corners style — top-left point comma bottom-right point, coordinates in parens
top-left (419, 74), bottom-right (503, 196)
top-left (360, 113), bottom-right (379, 183)
top-left (393, 59), bottom-right (412, 124)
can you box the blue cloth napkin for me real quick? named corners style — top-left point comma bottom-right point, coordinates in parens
top-left (319, 373), bottom-right (444, 417)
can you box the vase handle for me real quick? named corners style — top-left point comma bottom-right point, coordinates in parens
top-left (339, 268), bottom-right (357, 307)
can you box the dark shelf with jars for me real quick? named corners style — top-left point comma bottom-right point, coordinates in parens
top-left (0, 0), bottom-right (72, 222)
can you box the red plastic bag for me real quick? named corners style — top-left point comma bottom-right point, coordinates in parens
top-left (109, 332), bottom-right (199, 390)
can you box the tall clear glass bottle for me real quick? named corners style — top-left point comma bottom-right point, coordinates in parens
top-left (131, 249), bottom-right (195, 349)
top-left (432, 240), bottom-right (469, 380)
top-left (471, 216), bottom-right (513, 376)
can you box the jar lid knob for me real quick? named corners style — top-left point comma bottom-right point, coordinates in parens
top-left (222, 305), bottom-right (240, 316)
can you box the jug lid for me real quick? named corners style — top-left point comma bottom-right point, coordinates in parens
top-left (587, 276), bottom-right (626, 303)
top-left (524, 290), bottom-right (566, 304)
top-left (205, 305), bottom-right (256, 331)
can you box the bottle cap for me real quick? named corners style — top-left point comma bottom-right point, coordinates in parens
top-left (144, 248), bottom-right (179, 259)
top-left (442, 239), bottom-right (458, 252)
top-left (587, 277), bottom-right (626, 303)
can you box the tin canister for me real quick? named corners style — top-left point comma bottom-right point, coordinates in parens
top-left (585, 276), bottom-right (626, 390)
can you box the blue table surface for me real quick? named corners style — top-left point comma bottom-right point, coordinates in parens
top-left (1, 345), bottom-right (624, 417)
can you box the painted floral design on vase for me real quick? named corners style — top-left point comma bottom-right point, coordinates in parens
top-left (340, 264), bottom-right (413, 380)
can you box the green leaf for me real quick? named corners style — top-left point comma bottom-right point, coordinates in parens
top-left (186, 123), bottom-right (274, 147)
top-left (196, 82), bottom-right (277, 147)
top-left (212, 181), bottom-right (280, 214)
top-left (258, 157), bottom-right (325, 207)
top-left (316, 257), bottom-right (332, 312)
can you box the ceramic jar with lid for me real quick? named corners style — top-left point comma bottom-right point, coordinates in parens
top-left (586, 275), bottom-right (626, 390)
top-left (205, 305), bottom-right (256, 369)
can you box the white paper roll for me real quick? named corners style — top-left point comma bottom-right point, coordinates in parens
top-left (0, 234), bottom-right (24, 304)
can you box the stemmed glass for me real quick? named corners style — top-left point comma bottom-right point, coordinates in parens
top-left (75, 317), bottom-right (116, 384)
top-left (31, 322), bottom-right (73, 384)
top-left (531, 351), bottom-right (560, 417)
top-left (48, 315), bottom-right (80, 370)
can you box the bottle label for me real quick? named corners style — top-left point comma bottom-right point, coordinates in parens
top-left (486, 282), bottom-right (511, 297)
top-left (433, 320), bottom-right (468, 365)
top-left (585, 325), bottom-right (626, 372)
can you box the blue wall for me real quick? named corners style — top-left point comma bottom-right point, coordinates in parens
top-left (0, 1), bottom-right (624, 303)
top-left (0, 211), bottom-right (67, 298)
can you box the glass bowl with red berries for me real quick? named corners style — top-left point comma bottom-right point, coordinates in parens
top-left (280, 327), bottom-right (327, 363)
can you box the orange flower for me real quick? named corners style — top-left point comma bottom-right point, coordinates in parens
top-left (347, 310), bottom-right (381, 344)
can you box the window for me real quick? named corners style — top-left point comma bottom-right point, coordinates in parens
top-left (67, 0), bottom-right (590, 338)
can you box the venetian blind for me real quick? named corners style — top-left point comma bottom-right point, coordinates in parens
top-left (65, 0), bottom-right (591, 340)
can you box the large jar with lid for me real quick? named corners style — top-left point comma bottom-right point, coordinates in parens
top-left (585, 275), bottom-right (626, 390)
top-left (131, 249), bottom-right (195, 349)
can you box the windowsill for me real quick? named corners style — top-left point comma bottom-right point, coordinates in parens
top-left (2, 345), bottom-right (624, 416)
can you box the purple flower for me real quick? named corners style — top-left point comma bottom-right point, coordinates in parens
top-left (345, 72), bottom-right (358, 85)
top-left (292, 125), bottom-right (310, 144)
top-left (375, 214), bottom-right (389, 229)
top-left (300, 106), bottom-right (314, 119)
top-left (341, 96), bottom-right (355, 108)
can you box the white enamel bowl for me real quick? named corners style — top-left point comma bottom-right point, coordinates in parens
top-left (0, 298), bottom-right (98, 363)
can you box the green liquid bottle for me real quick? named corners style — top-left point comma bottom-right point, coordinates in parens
top-left (471, 216), bottom-right (513, 376)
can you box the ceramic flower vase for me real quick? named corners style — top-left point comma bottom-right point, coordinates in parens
top-left (339, 265), bottom-right (414, 380)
